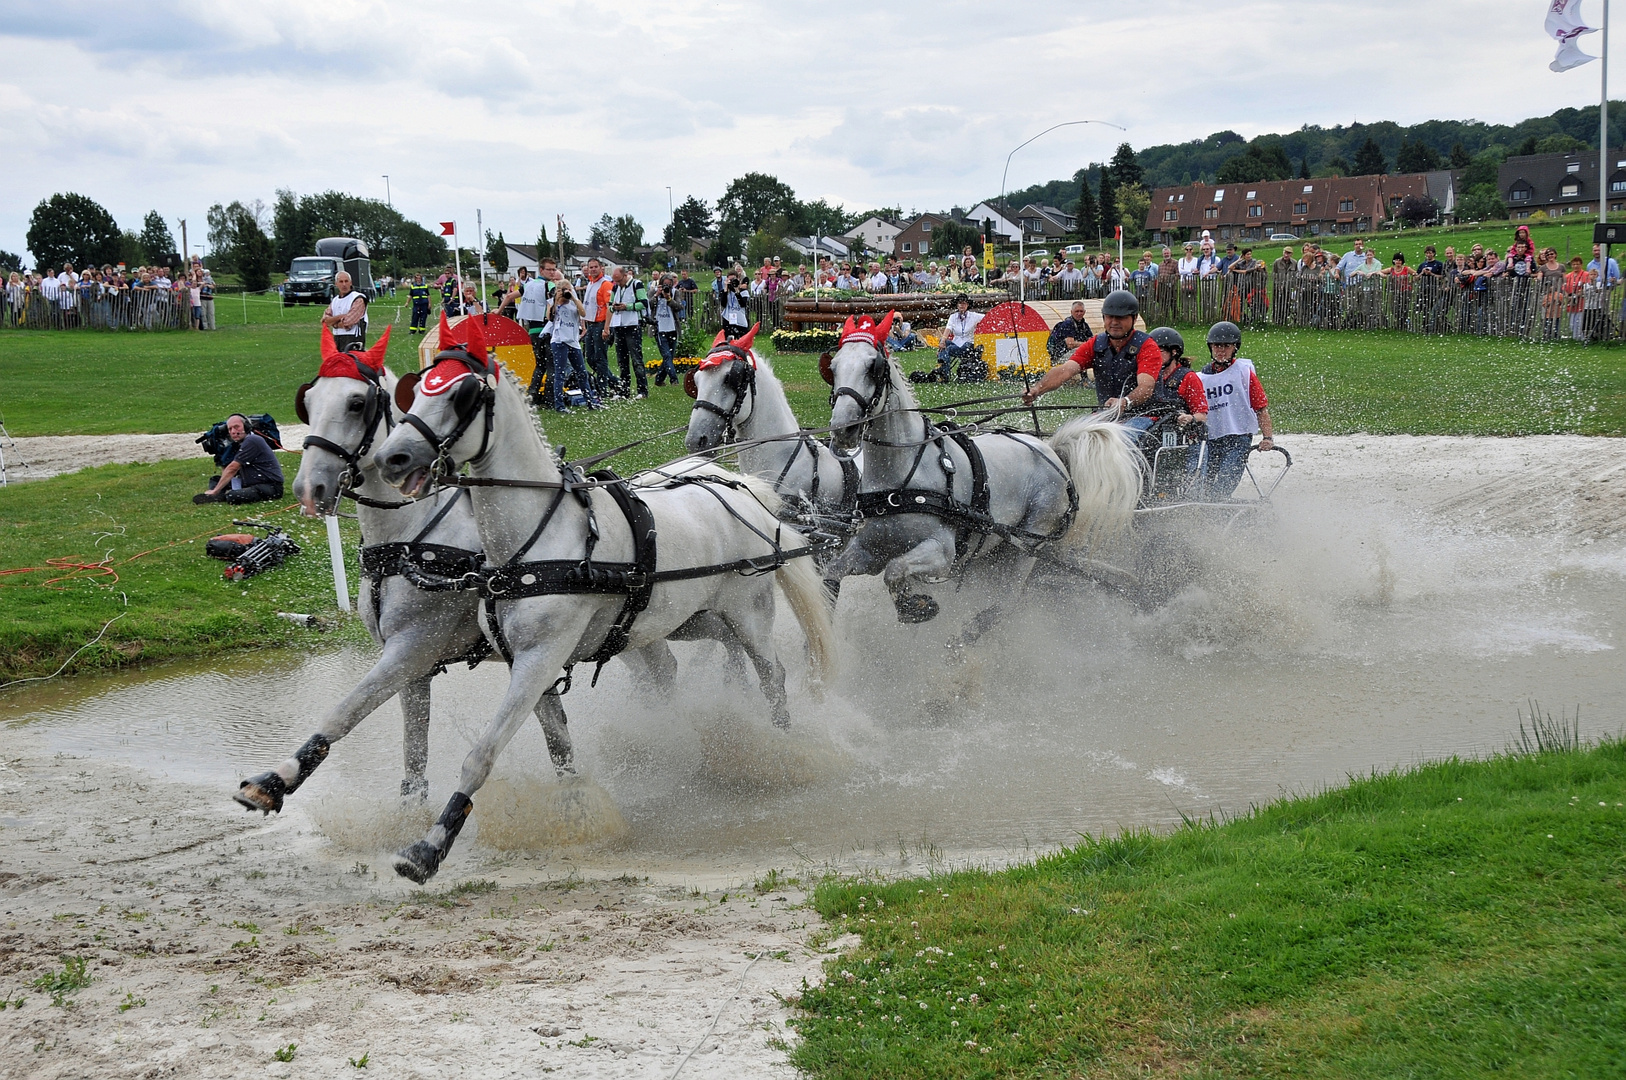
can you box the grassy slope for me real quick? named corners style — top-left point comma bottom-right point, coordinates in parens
top-left (791, 740), bottom-right (1626, 1078)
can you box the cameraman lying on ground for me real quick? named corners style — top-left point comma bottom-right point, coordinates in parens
top-left (194, 414), bottom-right (285, 505)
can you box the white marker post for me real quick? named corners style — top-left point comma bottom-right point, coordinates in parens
top-left (325, 514), bottom-right (351, 612)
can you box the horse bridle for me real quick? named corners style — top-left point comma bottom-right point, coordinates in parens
top-left (295, 359), bottom-right (393, 493)
top-left (824, 341), bottom-right (892, 426)
top-left (686, 346), bottom-right (757, 443)
top-left (392, 349), bottom-right (498, 485)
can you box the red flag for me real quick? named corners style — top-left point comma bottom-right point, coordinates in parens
top-left (1115, 225), bottom-right (1123, 239)
top-left (440, 222), bottom-right (456, 236)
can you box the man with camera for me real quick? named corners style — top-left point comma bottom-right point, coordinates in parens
top-left (194, 415), bottom-right (284, 505)
top-left (719, 270), bottom-right (751, 340)
top-left (651, 273), bottom-right (683, 386)
top-left (604, 265), bottom-right (650, 399)
top-left (543, 278), bottom-right (600, 413)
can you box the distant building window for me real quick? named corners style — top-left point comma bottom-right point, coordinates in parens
top-left (1302, 184), bottom-right (1314, 193)
top-left (902, 242), bottom-right (912, 253)
top-left (1339, 198), bottom-right (1356, 212)
top-left (1214, 189), bottom-right (1225, 201)
top-left (1164, 210), bottom-right (1179, 222)
top-left (1204, 207), bottom-right (1219, 219)
top-left (1309, 223), bottom-right (1321, 234)
top-left (1567, 162), bottom-right (1582, 173)
top-left (921, 222), bottom-right (932, 232)
top-left (1293, 201), bottom-right (1308, 215)
top-left (1220, 228), bottom-right (1231, 239)
top-left (1510, 187), bottom-right (1532, 202)
top-left (1167, 194), bottom-right (1175, 203)
top-left (1613, 179), bottom-right (1626, 192)
top-left (1579, 205), bottom-right (1591, 213)
top-left (1178, 194), bottom-right (1185, 202)
top-left (1246, 190), bottom-right (1257, 200)
top-left (1248, 205), bottom-right (1263, 217)
top-left (1562, 181), bottom-right (1580, 196)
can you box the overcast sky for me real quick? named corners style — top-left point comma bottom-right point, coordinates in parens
top-left (0, 0), bottom-right (1610, 262)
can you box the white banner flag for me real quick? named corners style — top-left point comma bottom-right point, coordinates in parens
top-left (1546, 0), bottom-right (1600, 72)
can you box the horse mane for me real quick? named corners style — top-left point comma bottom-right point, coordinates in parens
top-left (879, 346), bottom-right (918, 412)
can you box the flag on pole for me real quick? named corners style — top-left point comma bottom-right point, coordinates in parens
top-left (1546, 0), bottom-right (1600, 72)
top-left (440, 222), bottom-right (456, 236)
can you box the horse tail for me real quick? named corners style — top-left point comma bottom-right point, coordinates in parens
top-left (1048, 412), bottom-right (1144, 552)
top-left (775, 546), bottom-right (837, 699)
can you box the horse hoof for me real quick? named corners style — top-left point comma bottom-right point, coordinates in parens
top-left (234, 773), bottom-right (286, 814)
top-left (894, 593), bottom-right (940, 624)
top-left (552, 756), bottom-right (577, 778)
top-left (393, 841), bottom-right (442, 885)
top-left (771, 713), bottom-right (792, 731)
top-left (400, 777), bottom-right (430, 802)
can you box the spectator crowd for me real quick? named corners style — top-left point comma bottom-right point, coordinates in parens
top-left (4, 259), bottom-right (218, 330)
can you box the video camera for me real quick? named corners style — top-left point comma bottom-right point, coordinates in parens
top-left (218, 520), bottom-right (302, 581)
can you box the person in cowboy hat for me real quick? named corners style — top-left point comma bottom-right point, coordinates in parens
top-left (932, 294), bottom-right (982, 380)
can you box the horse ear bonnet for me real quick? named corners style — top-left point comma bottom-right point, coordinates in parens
top-left (818, 352), bottom-right (835, 386)
top-left (294, 381), bottom-right (314, 425)
top-left (683, 370), bottom-right (698, 398)
top-left (394, 371), bottom-right (422, 413)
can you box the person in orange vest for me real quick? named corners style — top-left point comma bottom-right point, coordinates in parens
top-left (578, 258), bottom-right (620, 398)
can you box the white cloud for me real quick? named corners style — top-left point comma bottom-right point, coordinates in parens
top-left (0, 0), bottom-right (1606, 262)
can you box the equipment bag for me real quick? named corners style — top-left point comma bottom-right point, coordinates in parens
top-left (205, 533), bottom-right (256, 560)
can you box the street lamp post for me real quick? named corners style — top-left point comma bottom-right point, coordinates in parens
top-left (382, 175), bottom-right (391, 208)
top-left (999, 119), bottom-right (1126, 303)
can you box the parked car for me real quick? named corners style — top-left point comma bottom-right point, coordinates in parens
top-left (282, 237), bottom-right (375, 306)
top-left (1267, 233), bottom-right (1298, 242)
top-left (1063, 244), bottom-right (1087, 254)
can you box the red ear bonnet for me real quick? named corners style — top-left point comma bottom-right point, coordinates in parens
top-left (698, 322), bottom-right (761, 370)
top-left (837, 313), bottom-right (893, 351)
top-left (317, 324), bottom-right (391, 380)
top-left (423, 313), bottom-right (495, 395)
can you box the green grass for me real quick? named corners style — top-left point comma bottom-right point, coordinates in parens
top-left (0, 454), bottom-right (367, 681)
top-left (791, 737), bottom-right (1626, 1078)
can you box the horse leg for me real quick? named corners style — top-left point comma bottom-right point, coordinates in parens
top-left (884, 536), bottom-right (955, 624)
top-left (945, 554), bottom-right (1039, 657)
top-left (399, 675), bottom-right (432, 801)
top-left (533, 689), bottom-right (575, 776)
top-left (620, 641), bottom-right (679, 698)
top-left (394, 625), bottom-right (585, 885)
top-left (718, 587), bottom-right (792, 729)
top-left (666, 610), bottom-right (751, 684)
top-left (234, 627), bottom-right (456, 814)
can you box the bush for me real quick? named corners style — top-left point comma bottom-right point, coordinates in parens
top-left (771, 328), bottom-right (839, 353)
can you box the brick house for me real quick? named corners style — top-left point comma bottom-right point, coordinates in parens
top-left (893, 213), bottom-right (946, 259)
top-left (1499, 149), bottom-right (1626, 219)
top-left (1145, 171), bottom-right (1458, 244)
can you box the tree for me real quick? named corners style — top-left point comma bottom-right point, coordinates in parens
top-left (1396, 193), bottom-right (1440, 227)
top-left (1515, 135), bottom-right (1540, 156)
top-left (1108, 143), bottom-right (1144, 189)
top-left (1395, 138), bottom-right (1442, 173)
top-left (1298, 157), bottom-right (1311, 179)
top-left (1118, 186), bottom-right (1150, 245)
top-left (1462, 146), bottom-right (1507, 190)
top-left (271, 189), bottom-right (445, 270)
top-left (557, 220), bottom-right (576, 260)
top-left (703, 221), bottom-right (745, 268)
top-left (589, 213), bottom-right (615, 250)
top-left (237, 217), bottom-right (274, 292)
top-left (929, 220), bottom-right (982, 259)
top-left (1217, 141), bottom-right (1293, 184)
top-left (1457, 185), bottom-right (1507, 222)
top-left (1097, 169), bottom-right (1119, 243)
top-left (1075, 167), bottom-right (1099, 242)
top-left (611, 214), bottom-right (644, 257)
top-left (1353, 137), bottom-right (1389, 176)
top-left (1323, 155), bottom-right (1352, 176)
top-left (0, 250), bottom-right (22, 275)
top-left (26, 193), bottom-right (122, 270)
top-left (1535, 132), bottom-right (1586, 153)
top-left (485, 230), bottom-right (508, 274)
top-left (792, 198), bottom-right (853, 238)
top-left (716, 172), bottom-right (798, 233)
top-left (745, 213), bottom-right (797, 266)
top-left (205, 200), bottom-right (266, 273)
top-left (139, 211), bottom-right (176, 265)
top-left (1450, 143), bottom-right (1472, 168)
top-left (535, 219), bottom-right (550, 257)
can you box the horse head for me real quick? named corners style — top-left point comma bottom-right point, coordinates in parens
top-left (376, 312), bottom-right (499, 498)
top-left (684, 323), bottom-right (760, 452)
top-left (824, 311), bottom-right (895, 452)
top-left (293, 326), bottom-right (393, 515)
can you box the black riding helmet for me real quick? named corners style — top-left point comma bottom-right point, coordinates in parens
top-left (1148, 326), bottom-right (1184, 362)
top-left (1206, 320), bottom-right (1242, 348)
top-left (1101, 288), bottom-right (1139, 318)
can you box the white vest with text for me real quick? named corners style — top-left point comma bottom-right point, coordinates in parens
top-left (330, 290), bottom-right (366, 338)
top-left (1197, 357), bottom-right (1259, 439)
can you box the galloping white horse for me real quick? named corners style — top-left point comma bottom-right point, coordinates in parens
top-left (374, 319), bottom-right (835, 883)
top-left (233, 327), bottom-right (577, 817)
top-left (822, 311), bottom-right (1143, 635)
top-left (683, 323), bottom-right (858, 565)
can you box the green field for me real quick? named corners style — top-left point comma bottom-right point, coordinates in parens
top-left (1, 314), bottom-right (1623, 678)
top-left (790, 733), bottom-right (1626, 1079)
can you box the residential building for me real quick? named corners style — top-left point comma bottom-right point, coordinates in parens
top-left (1144, 171), bottom-right (1459, 244)
top-left (1016, 204), bottom-right (1077, 244)
top-left (962, 202), bottom-right (1022, 243)
top-left (893, 213), bottom-right (946, 258)
top-left (843, 215), bottom-right (904, 254)
top-left (505, 243), bottom-right (542, 275)
top-left (786, 236), bottom-right (851, 260)
top-left (1499, 149), bottom-right (1626, 219)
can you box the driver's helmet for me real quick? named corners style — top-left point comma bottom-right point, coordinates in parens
top-left (1101, 288), bottom-right (1139, 318)
top-left (1148, 326), bottom-right (1185, 359)
top-left (1206, 320), bottom-right (1242, 348)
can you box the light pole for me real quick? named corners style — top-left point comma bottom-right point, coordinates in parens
top-left (666, 187), bottom-right (674, 268)
top-left (999, 119), bottom-right (1126, 303)
top-left (382, 175), bottom-right (391, 208)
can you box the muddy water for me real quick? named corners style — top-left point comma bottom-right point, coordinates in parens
top-left (4, 437), bottom-right (1624, 882)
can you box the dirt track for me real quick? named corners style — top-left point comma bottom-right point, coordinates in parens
top-left (1, 427), bottom-right (309, 484)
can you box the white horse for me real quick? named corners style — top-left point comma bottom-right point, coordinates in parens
top-left (374, 327), bottom-right (835, 884)
top-left (683, 324), bottom-right (858, 571)
top-left (233, 328), bottom-right (578, 816)
top-left (822, 312), bottom-right (1143, 636)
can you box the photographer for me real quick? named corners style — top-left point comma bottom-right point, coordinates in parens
top-left (651, 274), bottom-right (682, 386)
top-left (544, 279), bottom-right (600, 413)
top-left (720, 271), bottom-right (751, 339)
top-left (194, 415), bottom-right (284, 505)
